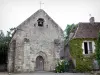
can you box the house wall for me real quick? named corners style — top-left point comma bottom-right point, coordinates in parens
top-left (69, 38), bottom-right (97, 72)
top-left (64, 44), bottom-right (71, 61)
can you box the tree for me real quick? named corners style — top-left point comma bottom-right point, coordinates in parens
top-left (96, 32), bottom-right (100, 67)
top-left (0, 30), bottom-right (5, 43)
top-left (0, 30), bottom-right (12, 64)
top-left (64, 24), bottom-right (77, 44)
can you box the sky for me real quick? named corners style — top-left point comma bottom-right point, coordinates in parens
top-left (0, 0), bottom-right (100, 34)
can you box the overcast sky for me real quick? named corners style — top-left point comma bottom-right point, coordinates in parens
top-left (0, 0), bottom-right (100, 34)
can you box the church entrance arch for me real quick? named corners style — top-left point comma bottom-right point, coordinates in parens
top-left (36, 56), bottom-right (44, 71)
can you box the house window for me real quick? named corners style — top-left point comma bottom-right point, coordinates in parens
top-left (84, 42), bottom-right (88, 54)
top-left (37, 18), bottom-right (44, 27)
top-left (83, 41), bottom-right (94, 54)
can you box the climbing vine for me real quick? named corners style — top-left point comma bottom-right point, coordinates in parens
top-left (69, 38), bottom-right (96, 72)
top-left (96, 32), bottom-right (100, 67)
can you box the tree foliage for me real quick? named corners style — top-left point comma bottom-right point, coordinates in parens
top-left (0, 30), bottom-right (12, 64)
top-left (64, 24), bottom-right (77, 44)
top-left (96, 32), bottom-right (100, 67)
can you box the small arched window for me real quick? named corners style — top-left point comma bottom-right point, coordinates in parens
top-left (37, 18), bottom-right (44, 27)
top-left (12, 40), bottom-right (16, 51)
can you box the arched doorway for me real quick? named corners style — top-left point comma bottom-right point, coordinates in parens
top-left (36, 56), bottom-right (44, 71)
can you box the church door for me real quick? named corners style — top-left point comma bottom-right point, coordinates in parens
top-left (36, 56), bottom-right (44, 71)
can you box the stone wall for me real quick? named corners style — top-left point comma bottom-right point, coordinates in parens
top-left (8, 9), bottom-right (64, 72)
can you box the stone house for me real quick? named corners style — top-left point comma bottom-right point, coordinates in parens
top-left (8, 9), bottom-right (64, 72)
top-left (67, 17), bottom-right (100, 71)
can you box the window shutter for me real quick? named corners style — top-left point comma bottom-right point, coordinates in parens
top-left (82, 42), bottom-right (84, 54)
top-left (92, 41), bottom-right (95, 53)
top-left (89, 42), bottom-right (92, 53)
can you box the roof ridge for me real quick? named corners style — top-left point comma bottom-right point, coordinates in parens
top-left (79, 22), bottom-right (100, 24)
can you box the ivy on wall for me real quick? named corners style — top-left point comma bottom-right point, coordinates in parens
top-left (96, 32), bottom-right (100, 67)
top-left (69, 38), bottom-right (96, 72)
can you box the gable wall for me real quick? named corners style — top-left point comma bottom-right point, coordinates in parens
top-left (8, 10), bottom-right (64, 72)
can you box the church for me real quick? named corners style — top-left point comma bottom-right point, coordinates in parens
top-left (7, 9), bottom-right (64, 72)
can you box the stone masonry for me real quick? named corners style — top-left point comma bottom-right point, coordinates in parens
top-left (8, 9), bottom-right (64, 72)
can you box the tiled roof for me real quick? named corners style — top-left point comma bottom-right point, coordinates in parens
top-left (74, 22), bottom-right (100, 38)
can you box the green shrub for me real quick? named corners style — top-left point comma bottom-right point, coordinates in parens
top-left (55, 59), bottom-right (69, 73)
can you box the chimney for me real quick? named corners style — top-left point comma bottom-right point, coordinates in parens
top-left (89, 17), bottom-right (95, 24)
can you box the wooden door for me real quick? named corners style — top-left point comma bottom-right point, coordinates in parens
top-left (36, 56), bottom-right (44, 71)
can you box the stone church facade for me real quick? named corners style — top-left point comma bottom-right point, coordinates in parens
top-left (8, 9), bottom-right (64, 72)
